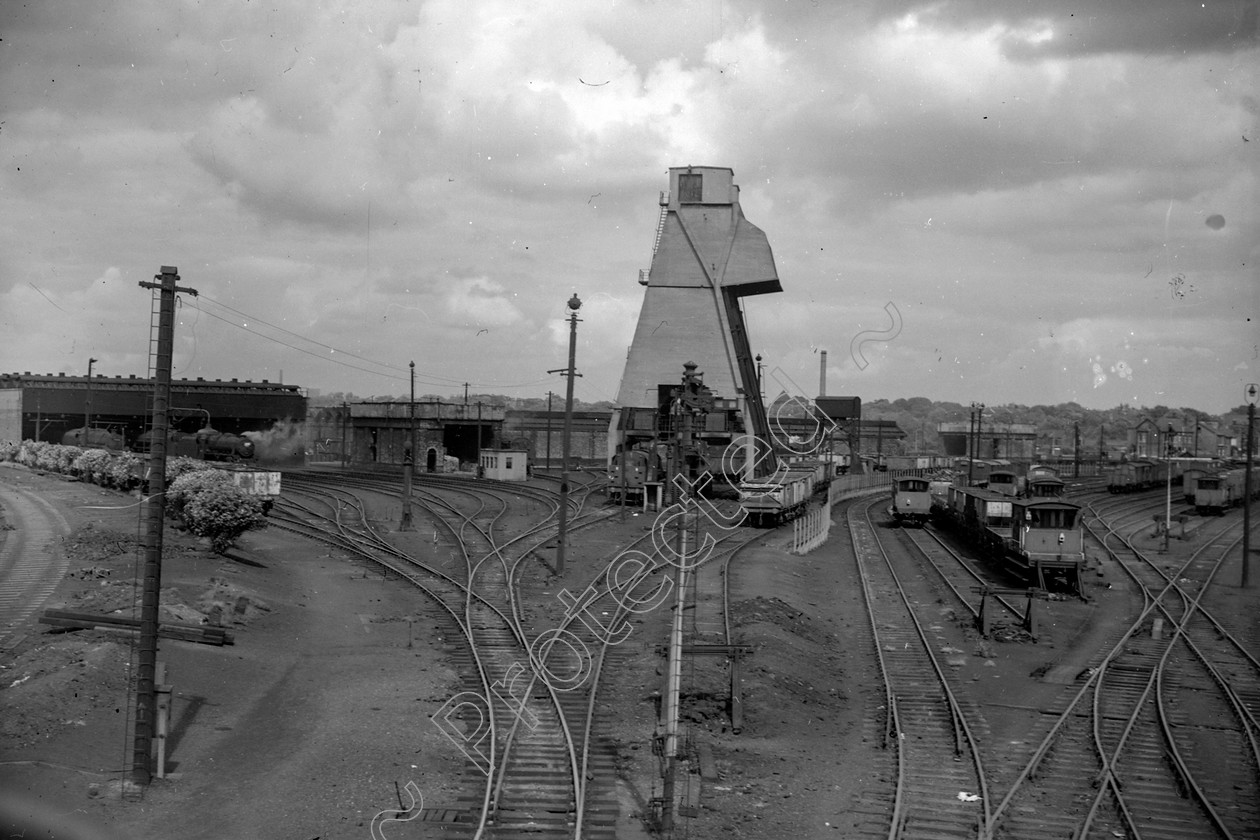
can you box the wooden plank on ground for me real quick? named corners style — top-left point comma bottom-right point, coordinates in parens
top-left (39, 612), bottom-right (234, 645)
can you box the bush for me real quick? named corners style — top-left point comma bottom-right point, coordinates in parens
top-left (106, 452), bottom-right (145, 491)
top-left (71, 448), bottom-right (114, 484)
top-left (167, 469), bottom-right (266, 553)
top-left (167, 456), bottom-right (207, 484)
top-left (14, 441), bottom-right (81, 473)
top-left (16, 441), bottom-right (49, 469)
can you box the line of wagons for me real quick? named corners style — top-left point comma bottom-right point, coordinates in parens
top-left (1104, 458), bottom-right (1182, 493)
top-left (1184, 465), bottom-right (1258, 515)
top-left (890, 466), bottom-right (1085, 595)
top-left (1104, 458), bottom-right (1258, 516)
top-left (608, 445), bottom-right (832, 527)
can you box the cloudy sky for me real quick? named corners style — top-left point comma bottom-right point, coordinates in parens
top-left (1, 1), bottom-right (1255, 413)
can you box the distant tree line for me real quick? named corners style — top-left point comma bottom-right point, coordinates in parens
top-left (309, 390), bottom-right (1248, 458)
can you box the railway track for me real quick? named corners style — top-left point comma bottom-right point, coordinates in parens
top-left (263, 466), bottom-right (1257, 838)
top-left (980, 499), bottom-right (1260, 839)
top-left (847, 482), bottom-right (1260, 840)
top-left (683, 511), bottom-right (773, 737)
top-left (849, 496), bottom-right (991, 838)
top-left (273, 476), bottom-right (582, 836)
top-left (1075, 501), bottom-right (1260, 839)
top-left (0, 480), bottom-right (73, 652)
top-left (896, 524), bottom-right (1031, 636)
top-left (270, 469), bottom-right (627, 839)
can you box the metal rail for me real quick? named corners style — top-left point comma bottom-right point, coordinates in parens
top-left (274, 472), bottom-right (611, 838)
top-left (983, 498), bottom-right (1260, 839)
top-left (850, 496), bottom-right (991, 839)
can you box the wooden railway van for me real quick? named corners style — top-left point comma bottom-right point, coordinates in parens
top-left (1006, 498), bottom-right (1084, 593)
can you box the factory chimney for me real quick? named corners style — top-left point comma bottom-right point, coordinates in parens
top-left (819, 350), bottom-right (827, 397)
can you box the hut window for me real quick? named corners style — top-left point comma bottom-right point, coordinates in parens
top-left (679, 174), bottom-right (703, 203)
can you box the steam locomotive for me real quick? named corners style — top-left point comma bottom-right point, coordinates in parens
top-left (61, 427), bottom-right (127, 451)
top-left (135, 426), bottom-right (255, 462)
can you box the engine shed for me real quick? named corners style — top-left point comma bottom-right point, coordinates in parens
top-left (346, 401), bottom-right (505, 471)
top-left (0, 371), bottom-right (306, 447)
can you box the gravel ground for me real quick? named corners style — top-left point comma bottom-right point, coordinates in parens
top-left (2, 466), bottom-right (1250, 839)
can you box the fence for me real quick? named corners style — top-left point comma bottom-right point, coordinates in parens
top-left (791, 472), bottom-right (892, 554)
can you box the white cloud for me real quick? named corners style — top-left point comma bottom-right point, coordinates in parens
top-left (443, 277), bottom-right (525, 328)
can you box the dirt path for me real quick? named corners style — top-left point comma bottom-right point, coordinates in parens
top-left (0, 468), bottom-right (464, 839)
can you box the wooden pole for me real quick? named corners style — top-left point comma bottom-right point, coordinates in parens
top-left (1243, 400), bottom-right (1254, 588)
top-left (341, 401), bottom-right (348, 466)
top-left (545, 391), bottom-right (553, 471)
top-left (400, 362), bottom-right (414, 530)
top-left (132, 266), bottom-right (196, 785)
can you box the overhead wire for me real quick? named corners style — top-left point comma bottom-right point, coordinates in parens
top-left (189, 306), bottom-right (413, 383)
top-left (187, 294), bottom-right (556, 392)
top-left (196, 294), bottom-right (408, 376)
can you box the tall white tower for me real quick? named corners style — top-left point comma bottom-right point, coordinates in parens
top-left (611, 166), bottom-right (782, 462)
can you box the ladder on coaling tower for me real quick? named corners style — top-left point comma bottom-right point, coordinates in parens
top-left (651, 191), bottom-right (669, 256)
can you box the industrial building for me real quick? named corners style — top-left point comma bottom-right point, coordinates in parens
top-left (0, 372), bottom-right (306, 446)
top-left (303, 403), bottom-right (610, 471)
top-left (937, 421), bottom-right (1038, 460)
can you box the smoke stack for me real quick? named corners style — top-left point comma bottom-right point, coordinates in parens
top-left (819, 350), bottom-right (827, 397)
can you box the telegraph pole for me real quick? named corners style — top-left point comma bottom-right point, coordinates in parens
top-left (84, 357), bottom-right (98, 441)
top-left (968, 402), bottom-right (984, 485)
top-left (133, 266), bottom-right (197, 785)
top-left (1073, 422), bottom-right (1081, 478)
top-left (476, 401), bottom-right (483, 476)
top-left (1164, 424), bottom-right (1174, 553)
top-left (545, 391), bottom-right (554, 472)
top-left (548, 294), bottom-right (582, 575)
top-left (1243, 384), bottom-right (1257, 588)
top-left (341, 401), bottom-right (349, 467)
top-left (400, 362), bottom-right (415, 530)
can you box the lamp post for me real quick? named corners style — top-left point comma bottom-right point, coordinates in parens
top-left (551, 294), bottom-right (582, 576)
top-left (84, 357), bottom-right (98, 443)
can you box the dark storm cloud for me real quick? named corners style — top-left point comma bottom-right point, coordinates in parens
top-left (742, 0), bottom-right (1257, 58)
top-left (995, 1), bottom-right (1258, 59)
top-left (1, 0), bottom-right (1251, 412)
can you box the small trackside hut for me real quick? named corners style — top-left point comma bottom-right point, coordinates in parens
top-left (479, 449), bottom-right (529, 481)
